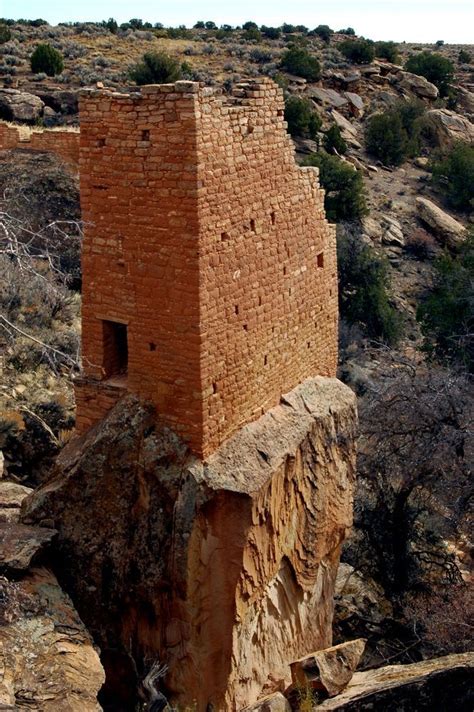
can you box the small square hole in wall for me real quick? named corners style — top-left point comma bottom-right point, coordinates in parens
top-left (283, 266), bottom-right (287, 275)
top-left (317, 252), bottom-right (324, 268)
top-left (96, 138), bottom-right (106, 147)
top-left (149, 342), bottom-right (157, 351)
top-left (212, 382), bottom-right (218, 394)
top-left (235, 304), bottom-right (239, 315)
top-left (221, 232), bottom-right (230, 241)
top-left (264, 354), bottom-right (268, 366)
top-left (271, 211), bottom-right (276, 225)
top-left (258, 295), bottom-right (262, 306)
top-left (141, 129), bottom-right (150, 141)
top-left (250, 219), bottom-right (256, 232)
top-left (243, 323), bottom-right (248, 332)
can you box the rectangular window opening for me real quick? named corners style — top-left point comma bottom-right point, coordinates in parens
top-left (317, 252), bottom-right (324, 268)
top-left (102, 320), bottom-right (128, 379)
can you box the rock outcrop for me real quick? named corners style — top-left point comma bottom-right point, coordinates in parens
top-left (0, 567), bottom-right (105, 710)
top-left (416, 197), bottom-right (466, 247)
top-left (424, 108), bottom-right (474, 149)
top-left (290, 639), bottom-right (366, 697)
top-left (0, 89), bottom-right (44, 123)
top-left (398, 71), bottom-right (439, 100)
top-left (23, 376), bottom-right (357, 711)
top-left (316, 652), bottom-right (474, 710)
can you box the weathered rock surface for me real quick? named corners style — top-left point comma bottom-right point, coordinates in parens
top-left (290, 639), bottom-right (366, 697)
top-left (0, 89), bottom-right (44, 123)
top-left (424, 108), bottom-right (474, 149)
top-left (243, 692), bottom-right (291, 711)
top-left (456, 87), bottom-right (474, 116)
top-left (317, 652), bottom-right (474, 710)
top-left (0, 481), bottom-right (33, 523)
top-left (0, 522), bottom-right (56, 572)
top-left (398, 71), bottom-right (439, 99)
top-left (416, 197), bottom-right (466, 247)
top-left (0, 567), bottom-right (105, 710)
top-left (23, 377), bottom-right (357, 711)
top-left (331, 110), bottom-right (361, 148)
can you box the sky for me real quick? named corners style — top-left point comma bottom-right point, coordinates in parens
top-left (2, 0), bottom-right (473, 44)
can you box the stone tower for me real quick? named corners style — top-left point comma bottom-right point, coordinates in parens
top-left (75, 79), bottom-right (338, 456)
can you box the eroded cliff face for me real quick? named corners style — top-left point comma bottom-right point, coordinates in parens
top-left (22, 376), bottom-right (357, 711)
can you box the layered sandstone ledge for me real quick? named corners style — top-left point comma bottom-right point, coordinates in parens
top-left (22, 376), bottom-right (357, 710)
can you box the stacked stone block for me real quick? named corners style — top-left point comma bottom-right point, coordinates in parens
top-left (76, 79), bottom-right (338, 457)
top-left (0, 122), bottom-right (79, 166)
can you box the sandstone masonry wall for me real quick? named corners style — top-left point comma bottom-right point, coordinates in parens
top-left (0, 121), bottom-right (80, 166)
top-left (76, 79), bottom-right (338, 456)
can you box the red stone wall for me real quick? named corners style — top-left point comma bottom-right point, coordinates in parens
top-left (0, 122), bottom-right (79, 166)
top-left (76, 80), bottom-right (338, 457)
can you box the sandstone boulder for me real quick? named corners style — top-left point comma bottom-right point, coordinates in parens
top-left (424, 108), bottom-right (474, 149)
top-left (290, 639), bottom-right (366, 697)
top-left (331, 110), bottom-right (362, 148)
top-left (243, 693), bottom-right (291, 711)
top-left (381, 216), bottom-right (405, 247)
top-left (416, 197), bottom-right (466, 248)
top-left (308, 87), bottom-right (348, 110)
top-left (0, 481), bottom-right (34, 523)
top-left (0, 567), bottom-right (105, 710)
top-left (23, 377), bottom-right (357, 711)
top-left (317, 652), bottom-right (474, 710)
top-left (343, 92), bottom-right (364, 117)
top-left (0, 89), bottom-right (44, 123)
top-left (456, 87), bottom-right (474, 116)
top-left (398, 71), bottom-right (439, 99)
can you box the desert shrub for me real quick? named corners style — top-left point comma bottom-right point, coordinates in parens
top-left (302, 152), bottom-right (367, 223)
top-left (339, 38), bottom-right (375, 64)
top-left (281, 23), bottom-right (296, 34)
top-left (0, 23), bottom-right (11, 43)
top-left (431, 142), bottom-right (474, 211)
top-left (417, 233), bottom-right (474, 371)
top-left (249, 48), bottom-right (273, 64)
top-left (458, 49), bottom-right (471, 64)
top-left (312, 25), bottom-right (333, 44)
top-left (242, 21), bottom-right (258, 31)
top-left (405, 51), bottom-right (454, 96)
top-left (365, 112), bottom-right (406, 165)
top-left (243, 28), bottom-right (261, 42)
top-left (337, 229), bottom-right (403, 344)
top-left (30, 43), bottom-right (64, 76)
top-left (128, 51), bottom-right (184, 84)
top-left (337, 27), bottom-right (356, 35)
top-left (375, 41), bottom-right (399, 63)
top-left (261, 26), bottom-right (281, 40)
top-left (280, 45), bottom-right (321, 80)
top-left (104, 17), bottom-right (118, 34)
top-left (365, 101), bottom-right (424, 166)
top-left (284, 96), bottom-right (321, 140)
top-left (323, 124), bottom-right (347, 154)
top-left (405, 228), bottom-right (437, 259)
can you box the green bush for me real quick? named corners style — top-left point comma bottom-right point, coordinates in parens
top-left (458, 49), bottom-right (471, 64)
top-left (313, 25), bottom-right (333, 44)
top-left (338, 230), bottom-right (403, 344)
top-left (375, 41), bottom-right (399, 64)
top-left (365, 100), bottom-right (425, 166)
top-left (417, 233), bottom-right (473, 371)
top-left (339, 39), bottom-right (375, 64)
top-left (405, 51), bottom-right (454, 96)
top-left (243, 28), bottom-right (261, 41)
top-left (280, 45), bottom-right (321, 81)
top-left (0, 23), bottom-right (11, 43)
top-left (261, 26), bottom-right (281, 39)
top-left (323, 124), bottom-right (347, 154)
top-left (30, 43), bottom-right (64, 77)
top-left (129, 51), bottom-right (184, 84)
top-left (302, 151), bottom-right (367, 222)
top-left (431, 143), bottom-right (474, 211)
top-left (284, 96), bottom-right (321, 140)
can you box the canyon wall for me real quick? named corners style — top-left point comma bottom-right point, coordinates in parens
top-left (23, 377), bottom-right (357, 710)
